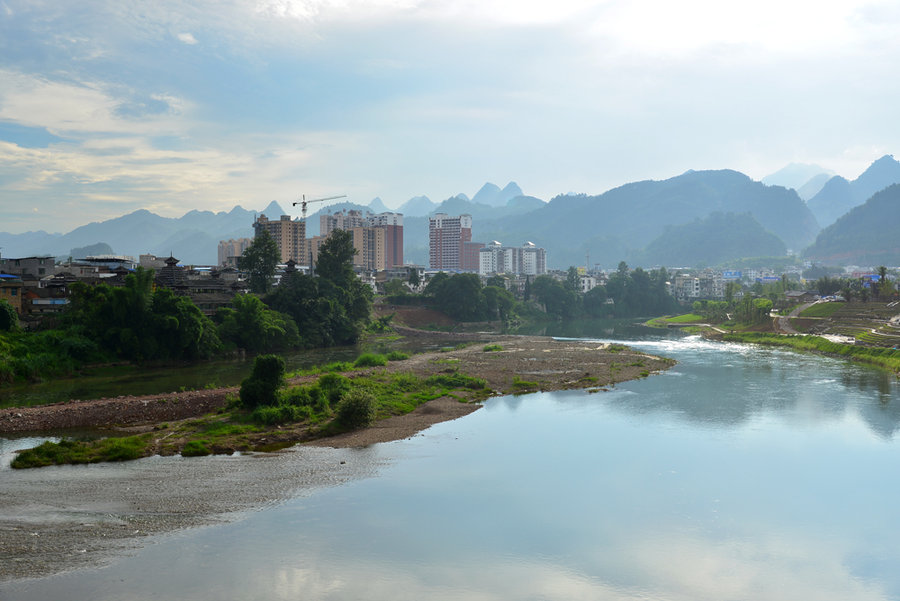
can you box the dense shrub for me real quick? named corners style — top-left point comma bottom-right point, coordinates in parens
top-left (336, 389), bottom-right (377, 429)
top-left (317, 373), bottom-right (350, 405)
top-left (425, 372), bottom-right (487, 390)
top-left (181, 441), bottom-right (211, 457)
top-left (240, 354), bottom-right (286, 408)
top-left (353, 353), bottom-right (387, 368)
top-left (386, 351), bottom-right (409, 361)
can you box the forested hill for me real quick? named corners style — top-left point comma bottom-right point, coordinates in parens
top-left (804, 184), bottom-right (900, 265)
top-left (475, 169), bottom-right (819, 268)
top-left (806, 155), bottom-right (900, 228)
top-left (636, 212), bottom-right (787, 267)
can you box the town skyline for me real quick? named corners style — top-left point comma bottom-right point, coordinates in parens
top-left (3, 1), bottom-right (900, 234)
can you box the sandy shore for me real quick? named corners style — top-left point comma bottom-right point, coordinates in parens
top-left (0, 335), bottom-right (674, 582)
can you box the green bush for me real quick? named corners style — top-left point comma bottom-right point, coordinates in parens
top-left (318, 373), bottom-right (350, 403)
top-left (425, 372), bottom-right (487, 390)
top-left (483, 344), bottom-right (503, 352)
top-left (336, 389), bottom-right (377, 429)
top-left (386, 351), bottom-right (409, 361)
top-left (181, 441), bottom-right (211, 457)
top-left (354, 353), bottom-right (387, 367)
top-left (240, 354), bottom-right (286, 408)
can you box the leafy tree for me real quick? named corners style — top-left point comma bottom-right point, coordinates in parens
top-left (0, 300), bottom-right (18, 332)
top-left (64, 267), bottom-right (221, 361)
top-left (532, 275), bottom-right (578, 319)
top-left (583, 285), bottom-right (609, 317)
top-left (430, 273), bottom-right (486, 321)
top-left (336, 389), bottom-right (377, 429)
top-left (407, 268), bottom-right (421, 289)
top-left (383, 279), bottom-right (408, 296)
top-left (216, 294), bottom-right (299, 352)
top-left (565, 266), bottom-right (580, 292)
top-left (239, 354), bottom-right (285, 408)
top-left (483, 285), bottom-right (515, 322)
top-left (238, 230), bottom-right (280, 294)
top-left (266, 229), bottom-right (372, 347)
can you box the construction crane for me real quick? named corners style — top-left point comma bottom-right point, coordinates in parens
top-left (292, 194), bottom-right (347, 223)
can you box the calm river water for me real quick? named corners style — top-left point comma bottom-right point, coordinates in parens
top-left (3, 327), bottom-right (900, 601)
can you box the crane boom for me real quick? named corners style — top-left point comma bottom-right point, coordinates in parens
top-left (292, 194), bottom-right (347, 222)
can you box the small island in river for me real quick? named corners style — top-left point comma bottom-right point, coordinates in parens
top-left (0, 333), bottom-right (674, 582)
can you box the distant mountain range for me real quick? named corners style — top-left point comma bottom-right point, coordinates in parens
top-left (474, 169), bottom-right (819, 268)
top-left (806, 155), bottom-right (900, 228)
top-left (3, 162), bottom-right (900, 270)
top-left (762, 162), bottom-right (834, 200)
top-left (804, 184), bottom-right (900, 266)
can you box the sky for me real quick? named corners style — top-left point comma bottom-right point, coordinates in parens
top-left (1, 0), bottom-right (900, 234)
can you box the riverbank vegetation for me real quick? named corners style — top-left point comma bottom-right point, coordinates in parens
top-left (9, 350), bottom-right (492, 468)
top-left (0, 230), bottom-right (372, 386)
top-left (385, 262), bottom-right (680, 329)
top-left (720, 332), bottom-right (900, 373)
top-left (6, 337), bottom-right (675, 468)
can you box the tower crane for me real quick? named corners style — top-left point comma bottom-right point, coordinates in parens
top-left (292, 194), bottom-right (347, 223)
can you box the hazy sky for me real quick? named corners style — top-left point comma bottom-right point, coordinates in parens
top-left (2, 0), bottom-right (899, 233)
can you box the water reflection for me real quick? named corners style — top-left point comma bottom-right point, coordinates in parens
top-left (3, 332), bottom-right (900, 601)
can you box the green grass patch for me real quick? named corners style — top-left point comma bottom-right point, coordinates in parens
top-left (666, 313), bottom-right (706, 323)
top-left (482, 344), bottom-right (503, 352)
top-left (11, 434), bottom-right (151, 469)
top-left (511, 376), bottom-right (539, 391)
top-left (386, 351), bottom-right (409, 361)
top-left (798, 303), bottom-right (842, 318)
top-left (181, 440), bottom-right (211, 457)
top-left (354, 353), bottom-right (388, 368)
top-left (722, 332), bottom-right (900, 374)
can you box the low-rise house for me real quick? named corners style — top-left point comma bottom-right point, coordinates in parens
top-left (0, 274), bottom-right (25, 314)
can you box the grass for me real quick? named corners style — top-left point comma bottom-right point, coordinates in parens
top-left (511, 376), bottom-right (539, 392)
top-left (11, 434), bottom-right (151, 469)
top-left (722, 332), bottom-right (900, 374)
top-left (665, 313), bottom-right (706, 323)
top-left (798, 303), bottom-right (843, 318)
top-left (482, 344), bottom-right (503, 352)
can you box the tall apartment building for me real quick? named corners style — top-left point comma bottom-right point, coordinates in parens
top-left (429, 213), bottom-right (473, 271)
top-left (217, 238), bottom-right (253, 267)
top-left (478, 241), bottom-right (547, 276)
top-left (253, 214), bottom-right (306, 264)
top-left (319, 210), bottom-right (404, 271)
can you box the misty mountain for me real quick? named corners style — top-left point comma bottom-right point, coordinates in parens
top-left (796, 172), bottom-right (833, 200)
top-left (67, 242), bottom-right (114, 260)
top-left (0, 205), bottom-right (268, 265)
top-left (806, 155), bottom-right (900, 228)
top-left (804, 184), bottom-right (900, 266)
top-left (368, 197), bottom-right (390, 213)
top-left (636, 212), bottom-right (786, 267)
top-left (762, 163), bottom-right (834, 191)
top-left (476, 169), bottom-right (818, 269)
top-left (471, 182), bottom-right (524, 207)
top-left (397, 195), bottom-right (437, 217)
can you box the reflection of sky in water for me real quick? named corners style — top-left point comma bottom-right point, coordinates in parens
top-left (4, 336), bottom-right (900, 601)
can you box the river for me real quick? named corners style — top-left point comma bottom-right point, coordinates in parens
top-left (2, 325), bottom-right (900, 600)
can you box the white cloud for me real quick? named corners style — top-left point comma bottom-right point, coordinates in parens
top-left (177, 32), bottom-right (198, 44)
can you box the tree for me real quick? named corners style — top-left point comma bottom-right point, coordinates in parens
top-left (532, 275), bottom-right (578, 319)
top-left (238, 231), bottom-right (280, 294)
top-left (407, 268), bottom-right (421, 289)
top-left (565, 266), bottom-right (580, 292)
top-left (267, 229), bottom-right (372, 347)
top-left (0, 299), bottom-right (18, 332)
top-left (239, 354), bottom-right (285, 408)
top-left (216, 294), bottom-right (299, 352)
